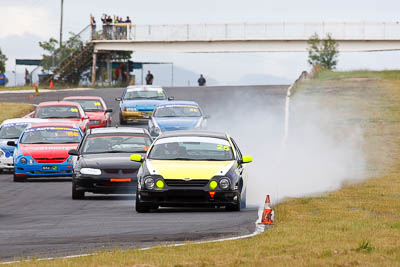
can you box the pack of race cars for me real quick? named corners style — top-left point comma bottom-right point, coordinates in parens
top-left (0, 85), bottom-right (252, 212)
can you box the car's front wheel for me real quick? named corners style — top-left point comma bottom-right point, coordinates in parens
top-left (226, 191), bottom-right (241, 211)
top-left (72, 182), bottom-right (85, 200)
top-left (119, 114), bottom-right (127, 125)
top-left (13, 173), bottom-right (27, 182)
top-left (135, 191), bottom-right (155, 213)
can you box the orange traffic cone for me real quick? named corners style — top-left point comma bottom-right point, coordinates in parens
top-left (49, 80), bottom-right (54, 89)
top-left (259, 195), bottom-right (274, 225)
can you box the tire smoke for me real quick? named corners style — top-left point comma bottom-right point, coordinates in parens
top-left (207, 87), bottom-right (367, 206)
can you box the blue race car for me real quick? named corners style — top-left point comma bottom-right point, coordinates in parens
top-left (115, 85), bottom-right (173, 125)
top-left (9, 121), bottom-right (83, 182)
top-left (148, 101), bottom-right (209, 137)
top-left (0, 118), bottom-right (47, 172)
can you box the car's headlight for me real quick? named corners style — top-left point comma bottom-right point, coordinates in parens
top-left (28, 159), bottom-right (34, 165)
top-left (80, 168), bottom-right (101, 175)
top-left (154, 127), bottom-right (161, 134)
top-left (219, 178), bottom-right (230, 190)
top-left (144, 177), bottom-right (155, 190)
top-left (156, 179), bottom-right (165, 189)
top-left (209, 180), bottom-right (218, 190)
top-left (67, 157), bottom-right (73, 163)
top-left (20, 157), bottom-right (27, 164)
top-left (125, 107), bottom-right (137, 112)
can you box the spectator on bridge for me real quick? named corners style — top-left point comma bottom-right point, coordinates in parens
top-left (90, 15), bottom-right (97, 39)
top-left (198, 74), bottom-right (206, 86)
top-left (125, 16), bottom-right (132, 24)
top-left (145, 71), bottom-right (154, 85)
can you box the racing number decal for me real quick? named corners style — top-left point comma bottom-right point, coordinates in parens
top-left (217, 144), bottom-right (230, 151)
top-left (68, 132), bottom-right (79, 137)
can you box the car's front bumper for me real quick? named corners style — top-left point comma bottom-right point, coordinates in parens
top-left (74, 176), bottom-right (138, 194)
top-left (137, 189), bottom-right (239, 207)
top-left (122, 111), bottom-right (152, 121)
top-left (14, 163), bottom-right (73, 177)
top-left (0, 156), bottom-right (13, 170)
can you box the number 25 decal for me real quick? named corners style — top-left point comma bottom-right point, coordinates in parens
top-left (217, 144), bottom-right (230, 151)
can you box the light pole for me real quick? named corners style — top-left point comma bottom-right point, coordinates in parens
top-left (60, 0), bottom-right (64, 48)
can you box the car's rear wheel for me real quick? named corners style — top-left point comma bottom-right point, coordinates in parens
top-left (119, 114), bottom-right (127, 125)
top-left (135, 192), bottom-right (153, 213)
top-left (13, 173), bottom-right (27, 182)
top-left (226, 191), bottom-right (241, 211)
top-left (72, 182), bottom-right (85, 200)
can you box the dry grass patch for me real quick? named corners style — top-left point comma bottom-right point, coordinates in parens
top-left (0, 103), bottom-right (34, 123)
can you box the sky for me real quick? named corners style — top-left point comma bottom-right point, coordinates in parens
top-left (2, 0), bottom-right (400, 85)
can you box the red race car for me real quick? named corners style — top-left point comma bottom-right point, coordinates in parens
top-left (30, 101), bottom-right (89, 133)
top-left (63, 96), bottom-right (112, 129)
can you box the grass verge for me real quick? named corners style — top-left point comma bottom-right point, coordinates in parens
top-left (8, 71), bottom-right (400, 266)
top-left (0, 103), bottom-right (35, 123)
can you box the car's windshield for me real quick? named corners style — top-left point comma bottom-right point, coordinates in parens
top-left (20, 127), bottom-right (82, 144)
top-left (123, 89), bottom-right (166, 100)
top-left (0, 123), bottom-right (28, 139)
top-left (154, 105), bottom-right (201, 117)
top-left (35, 106), bottom-right (81, 119)
top-left (148, 136), bottom-right (234, 161)
top-left (81, 134), bottom-right (152, 154)
top-left (67, 99), bottom-right (104, 112)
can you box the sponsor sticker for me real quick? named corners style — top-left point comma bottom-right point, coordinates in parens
top-left (70, 108), bottom-right (78, 112)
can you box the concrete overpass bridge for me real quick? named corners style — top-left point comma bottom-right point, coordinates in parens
top-left (92, 22), bottom-right (400, 53)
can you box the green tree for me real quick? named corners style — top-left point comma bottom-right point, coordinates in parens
top-left (0, 47), bottom-right (7, 74)
top-left (39, 33), bottom-right (84, 71)
top-left (307, 33), bottom-right (339, 70)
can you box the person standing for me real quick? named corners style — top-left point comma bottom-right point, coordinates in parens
top-left (145, 71), bottom-right (154, 85)
top-left (90, 15), bottom-right (96, 39)
top-left (198, 74), bottom-right (206, 86)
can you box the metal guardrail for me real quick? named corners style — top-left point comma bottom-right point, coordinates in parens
top-left (92, 22), bottom-right (400, 42)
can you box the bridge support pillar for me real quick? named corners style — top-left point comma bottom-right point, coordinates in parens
top-left (91, 52), bottom-right (97, 88)
top-left (106, 54), bottom-right (112, 85)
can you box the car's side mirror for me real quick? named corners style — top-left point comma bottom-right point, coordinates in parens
top-left (168, 96), bottom-right (174, 101)
top-left (68, 149), bottom-right (79, 156)
top-left (204, 115), bottom-right (211, 119)
top-left (241, 156), bottom-right (253, 164)
top-left (105, 109), bottom-right (113, 113)
top-left (115, 97), bottom-right (122, 101)
top-left (7, 141), bottom-right (17, 147)
top-left (130, 154), bottom-right (143, 162)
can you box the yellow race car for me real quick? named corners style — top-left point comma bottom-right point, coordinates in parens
top-left (130, 130), bottom-right (252, 212)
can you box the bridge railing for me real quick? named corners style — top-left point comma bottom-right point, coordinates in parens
top-left (92, 22), bottom-right (400, 42)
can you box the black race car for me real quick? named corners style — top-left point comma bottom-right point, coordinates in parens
top-left (69, 127), bottom-right (153, 199)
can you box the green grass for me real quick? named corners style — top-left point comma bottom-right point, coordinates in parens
top-left (7, 70), bottom-right (400, 266)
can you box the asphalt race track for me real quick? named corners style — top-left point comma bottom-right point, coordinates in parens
top-left (0, 85), bottom-right (287, 261)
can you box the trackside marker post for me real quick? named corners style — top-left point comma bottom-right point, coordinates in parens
top-left (259, 194), bottom-right (274, 225)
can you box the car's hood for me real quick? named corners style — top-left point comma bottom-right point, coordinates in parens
top-left (122, 100), bottom-right (166, 110)
top-left (147, 160), bottom-right (234, 180)
top-left (85, 112), bottom-right (105, 120)
top-left (20, 143), bottom-right (78, 158)
top-left (45, 118), bottom-right (82, 123)
top-left (154, 117), bottom-right (201, 131)
top-left (0, 139), bottom-right (17, 155)
top-left (80, 153), bottom-right (143, 169)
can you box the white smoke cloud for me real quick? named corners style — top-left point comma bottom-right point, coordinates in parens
top-left (207, 87), bottom-right (367, 207)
